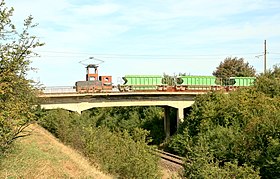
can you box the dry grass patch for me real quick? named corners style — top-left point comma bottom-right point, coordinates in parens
top-left (0, 124), bottom-right (112, 179)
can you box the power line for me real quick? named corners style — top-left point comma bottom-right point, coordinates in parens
top-left (36, 55), bottom-right (265, 60)
top-left (36, 50), bottom-right (262, 57)
top-left (33, 49), bottom-right (280, 63)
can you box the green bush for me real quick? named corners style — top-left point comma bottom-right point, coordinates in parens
top-left (186, 159), bottom-right (260, 179)
top-left (39, 109), bottom-right (96, 152)
top-left (184, 134), bottom-right (260, 179)
top-left (165, 87), bottom-right (280, 178)
top-left (84, 127), bottom-right (160, 179)
top-left (86, 106), bottom-right (165, 145)
top-left (254, 65), bottom-right (280, 97)
top-left (38, 109), bottom-right (161, 179)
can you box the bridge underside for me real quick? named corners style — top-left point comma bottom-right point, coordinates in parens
top-left (41, 100), bottom-right (193, 114)
top-left (41, 100), bottom-right (194, 138)
top-left (40, 92), bottom-right (196, 137)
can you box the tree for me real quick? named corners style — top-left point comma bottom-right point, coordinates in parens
top-left (162, 73), bottom-right (176, 86)
top-left (254, 65), bottom-right (280, 97)
top-left (213, 57), bottom-right (256, 79)
top-left (0, 0), bottom-right (44, 154)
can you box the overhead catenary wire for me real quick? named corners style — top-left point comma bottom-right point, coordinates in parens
top-left (33, 55), bottom-right (265, 61)
top-left (33, 50), bottom-right (278, 60)
top-left (30, 49), bottom-right (280, 65)
top-left (36, 50), bottom-right (262, 57)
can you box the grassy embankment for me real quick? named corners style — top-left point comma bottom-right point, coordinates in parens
top-left (0, 124), bottom-right (111, 179)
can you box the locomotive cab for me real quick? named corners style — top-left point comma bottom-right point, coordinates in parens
top-left (86, 64), bottom-right (99, 81)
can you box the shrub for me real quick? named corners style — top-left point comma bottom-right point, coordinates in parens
top-left (184, 134), bottom-right (260, 179)
top-left (165, 88), bottom-right (280, 178)
top-left (38, 109), bottom-right (161, 179)
top-left (84, 127), bottom-right (160, 179)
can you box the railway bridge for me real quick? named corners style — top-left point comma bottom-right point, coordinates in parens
top-left (39, 92), bottom-right (204, 137)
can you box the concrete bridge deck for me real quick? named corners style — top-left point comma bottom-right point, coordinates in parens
top-left (38, 91), bottom-right (206, 97)
top-left (39, 92), bottom-right (201, 114)
top-left (39, 91), bottom-right (205, 137)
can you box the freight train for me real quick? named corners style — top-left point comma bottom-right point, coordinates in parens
top-left (74, 64), bottom-right (256, 93)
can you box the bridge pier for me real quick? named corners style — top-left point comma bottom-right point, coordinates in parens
top-left (164, 106), bottom-right (171, 138)
top-left (177, 107), bottom-right (184, 126)
top-left (164, 106), bottom-right (186, 138)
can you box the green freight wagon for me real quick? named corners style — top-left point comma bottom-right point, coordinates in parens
top-left (176, 76), bottom-right (220, 91)
top-left (229, 77), bottom-right (256, 86)
top-left (120, 75), bottom-right (163, 91)
top-left (177, 76), bottom-right (219, 91)
top-left (179, 76), bottom-right (256, 87)
top-left (179, 76), bottom-right (217, 86)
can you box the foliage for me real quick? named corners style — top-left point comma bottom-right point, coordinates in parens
top-left (84, 127), bottom-right (160, 179)
top-left (39, 109), bottom-right (161, 179)
top-left (165, 87), bottom-right (280, 178)
top-left (183, 133), bottom-right (260, 179)
top-left (38, 109), bottom-right (82, 145)
top-left (0, 0), bottom-right (43, 154)
top-left (140, 107), bottom-right (165, 144)
top-left (254, 65), bottom-right (280, 97)
top-left (162, 73), bottom-right (176, 86)
top-left (88, 106), bottom-right (165, 145)
top-left (213, 57), bottom-right (256, 85)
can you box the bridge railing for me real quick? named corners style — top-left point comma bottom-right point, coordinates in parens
top-left (43, 86), bottom-right (76, 94)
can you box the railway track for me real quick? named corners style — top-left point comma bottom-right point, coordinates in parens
top-left (153, 149), bottom-right (185, 175)
top-left (155, 149), bottom-right (184, 166)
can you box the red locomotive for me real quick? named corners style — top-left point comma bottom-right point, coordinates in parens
top-left (75, 58), bottom-right (113, 93)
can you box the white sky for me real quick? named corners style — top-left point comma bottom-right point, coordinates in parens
top-left (5, 0), bottom-right (280, 86)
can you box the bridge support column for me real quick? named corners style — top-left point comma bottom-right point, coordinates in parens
top-left (177, 107), bottom-right (184, 127)
top-left (164, 106), bottom-right (171, 138)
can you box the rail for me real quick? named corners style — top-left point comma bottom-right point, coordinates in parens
top-left (155, 149), bottom-right (184, 166)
